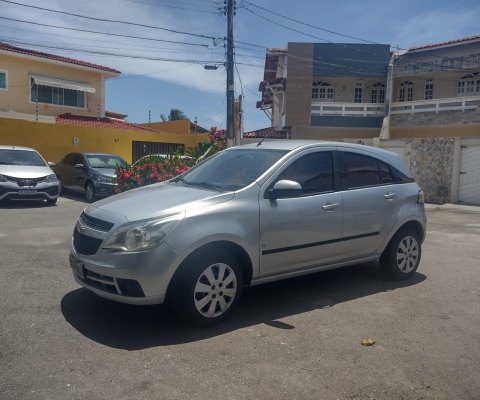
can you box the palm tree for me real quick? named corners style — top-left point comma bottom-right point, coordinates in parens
top-left (160, 108), bottom-right (189, 121)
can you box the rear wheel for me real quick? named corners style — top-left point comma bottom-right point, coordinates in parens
top-left (85, 182), bottom-right (96, 203)
top-left (171, 250), bottom-right (243, 327)
top-left (380, 229), bottom-right (421, 280)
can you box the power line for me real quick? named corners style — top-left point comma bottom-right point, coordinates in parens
top-left (244, 2), bottom-right (380, 45)
top-left (124, 0), bottom-right (221, 9)
top-left (0, 16), bottom-right (210, 47)
top-left (0, 0), bottom-right (219, 41)
top-left (121, 0), bottom-right (221, 13)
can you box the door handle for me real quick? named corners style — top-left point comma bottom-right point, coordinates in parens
top-left (322, 202), bottom-right (340, 211)
top-left (384, 192), bottom-right (397, 200)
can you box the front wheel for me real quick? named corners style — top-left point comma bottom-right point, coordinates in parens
top-left (172, 250), bottom-right (243, 327)
top-left (85, 182), bottom-right (96, 203)
top-left (46, 198), bottom-right (57, 206)
top-left (380, 229), bottom-right (422, 280)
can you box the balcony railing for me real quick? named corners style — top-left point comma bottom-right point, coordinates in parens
top-left (391, 96), bottom-right (480, 115)
top-left (311, 102), bottom-right (386, 117)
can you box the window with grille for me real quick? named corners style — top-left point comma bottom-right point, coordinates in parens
top-left (424, 80), bottom-right (433, 100)
top-left (399, 81), bottom-right (413, 102)
top-left (458, 72), bottom-right (480, 96)
top-left (354, 83), bottom-right (363, 103)
top-left (312, 82), bottom-right (333, 101)
top-left (371, 83), bottom-right (385, 104)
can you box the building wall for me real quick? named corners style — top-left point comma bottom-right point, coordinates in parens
top-left (291, 126), bottom-right (381, 140)
top-left (139, 120), bottom-right (191, 135)
top-left (391, 123), bottom-right (480, 138)
top-left (285, 43), bottom-right (314, 127)
top-left (0, 118), bottom-right (208, 164)
top-left (391, 105), bottom-right (480, 127)
top-left (0, 53), bottom-right (105, 118)
top-left (311, 76), bottom-right (388, 103)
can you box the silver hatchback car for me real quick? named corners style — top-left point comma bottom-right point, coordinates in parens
top-left (69, 141), bottom-right (426, 327)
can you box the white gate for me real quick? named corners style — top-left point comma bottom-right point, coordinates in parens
top-left (459, 146), bottom-right (480, 205)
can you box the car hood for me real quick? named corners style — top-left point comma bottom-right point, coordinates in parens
top-left (91, 182), bottom-right (235, 222)
top-left (90, 167), bottom-right (116, 178)
top-left (0, 165), bottom-right (53, 178)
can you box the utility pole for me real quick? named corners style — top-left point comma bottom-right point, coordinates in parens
top-left (226, 0), bottom-right (235, 148)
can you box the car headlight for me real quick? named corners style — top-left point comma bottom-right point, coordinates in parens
top-left (44, 174), bottom-right (58, 183)
top-left (95, 174), bottom-right (112, 183)
top-left (103, 212), bottom-right (185, 252)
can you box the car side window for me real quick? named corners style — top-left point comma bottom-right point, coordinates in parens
top-left (277, 152), bottom-right (334, 196)
top-left (74, 155), bottom-right (85, 166)
top-left (344, 152), bottom-right (381, 189)
top-left (65, 154), bottom-right (76, 166)
top-left (378, 161), bottom-right (393, 185)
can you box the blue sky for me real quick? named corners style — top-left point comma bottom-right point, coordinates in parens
top-left (1, 0), bottom-right (479, 131)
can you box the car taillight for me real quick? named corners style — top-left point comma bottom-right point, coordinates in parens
top-left (417, 190), bottom-right (425, 204)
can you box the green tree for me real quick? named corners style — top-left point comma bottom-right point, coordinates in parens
top-left (160, 108), bottom-right (189, 121)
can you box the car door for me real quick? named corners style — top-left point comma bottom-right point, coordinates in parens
top-left (259, 148), bottom-right (343, 278)
top-left (61, 153), bottom-right (76, 189)
top-left (338, 150), bottom-right (405, 261)
top-left (73, 154), bottom-right (88, 192)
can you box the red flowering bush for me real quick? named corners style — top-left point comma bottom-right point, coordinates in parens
top-left (114, 132), bottom-right (226, 193)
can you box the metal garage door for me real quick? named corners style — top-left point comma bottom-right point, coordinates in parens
top-left (459, 146), bottom-right (480, 204)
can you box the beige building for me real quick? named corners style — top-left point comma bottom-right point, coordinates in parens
top-left (255, 35), bottom-right (480, 141)
top-left (0, 42), bottom-right (120, 121)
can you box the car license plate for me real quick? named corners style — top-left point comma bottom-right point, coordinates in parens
top-left (69, 254), bottom-right (84, 279)
top-left (18, 189), bottom-right (37, 195)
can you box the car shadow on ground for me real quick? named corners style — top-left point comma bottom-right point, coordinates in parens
top-left (0, 199), bottom-right (54, 209)
top-left (60, 192), bottom-right (90, 204)
top-left (62, 262), bottom-right (426, 350)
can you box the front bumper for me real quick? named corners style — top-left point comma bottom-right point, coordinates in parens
top-left (69, 238), bottom-right (181, 305)
top-left (0, 182), bottom-right (59, 201)
top-left (93, 182), bottom-right (117, 197)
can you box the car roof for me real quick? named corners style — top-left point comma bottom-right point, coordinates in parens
top-left (0, 145), bottom-right (37, 151)
top-left (235, 140), bottom-right (411, 176)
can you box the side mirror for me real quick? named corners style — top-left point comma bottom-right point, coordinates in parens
top-left (269, 180), bottom-right (302, 200)
top-left (74, 164), bottom-right (85, 169)
top-left (47, 162), bottom-right (56, 168)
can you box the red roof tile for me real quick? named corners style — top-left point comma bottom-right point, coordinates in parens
top-left (0, 42), bottom-right (120, 74)
top-left (56, 114), bottom-right (158, 132)
top-left (409, 34), bottom-right (480, 51)
top-left (243, 127), bottom-right (286, 139)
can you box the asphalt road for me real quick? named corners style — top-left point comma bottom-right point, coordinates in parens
top-left (1, 197), bottom-right (479, 400)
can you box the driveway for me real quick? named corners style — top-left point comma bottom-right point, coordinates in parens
top-left (0, 198), bottom-right (479, 399)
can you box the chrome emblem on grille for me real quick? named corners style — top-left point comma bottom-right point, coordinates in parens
top-left (22, 179), bottom-right (35, 186)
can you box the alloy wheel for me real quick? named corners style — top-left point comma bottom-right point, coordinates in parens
top-left (194, 263), bottom-right (237, 318)
top-left (396, 236), bottom-right (419, 273)
top-left (86, 184), bottom-right (94, 202)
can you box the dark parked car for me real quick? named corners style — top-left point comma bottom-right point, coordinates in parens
top-left (54, 152), bottom-right (126, 202)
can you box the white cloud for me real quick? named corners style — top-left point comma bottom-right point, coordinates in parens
top-left (393, 6), bottom-right (480, 49)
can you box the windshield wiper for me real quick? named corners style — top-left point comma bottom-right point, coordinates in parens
top-left (176, 178), bottom-right (190, 187)
top-left (187, 181), bottom-right (224, 192)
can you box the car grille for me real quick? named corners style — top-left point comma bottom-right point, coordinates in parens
top-left (73, 229), bottom-right (103, 255)
top-left (3, 176), bottom-right (48, 187)
top-left (79, 212), bottom-right (114, 232)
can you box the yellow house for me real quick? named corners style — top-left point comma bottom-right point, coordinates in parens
top-left (0, 41), bottom-right (120, 121)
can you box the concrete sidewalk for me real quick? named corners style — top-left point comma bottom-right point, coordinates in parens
top-left (425, 203), bottom-right (480, 212)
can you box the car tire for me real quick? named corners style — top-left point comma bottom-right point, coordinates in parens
top-left (57, 176), bottom-right (66, 194)
top-left (380, 229), bottom-right (422, 280)
top-left (46, 198), bottom-right (58, 206)
top-left (171, 250), bottom-right (243, 327)
top-left (85, 182), bottom-right (96, 203)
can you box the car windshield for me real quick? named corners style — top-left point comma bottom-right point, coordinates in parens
top-left (86, 155), bottom-right (126, 168)
top-left (173, 149), bottom-right (288, 191)
top-left (0, 149), bottom-right (47, 166)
